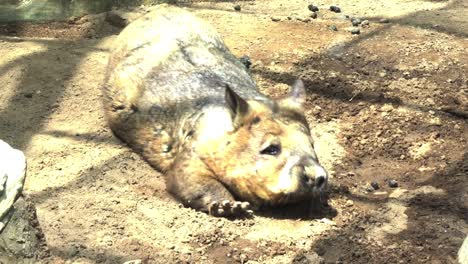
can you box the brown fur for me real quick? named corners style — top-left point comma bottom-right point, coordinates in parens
top-left (103, 5), bottom-right (328, 215)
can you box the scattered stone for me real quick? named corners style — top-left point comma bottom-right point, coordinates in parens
top-left (123, 260), bottom-right (142, 264)
top-left (329, 25), bottom-right (338, 31)
top-left (361, 20), bottom-right (370, 27)
top-left (318, 218), bottom-right (336, 225)
top-left (240, 254), bottom-right (248, 262)
top-left (350, 28), bottom-right (360, 35)
top-left (310, 12), bottom-right (318, 19)
top-left (366, 185), bottom-right (375, 192)
top-left (351, 18), bottom-right (362, 26)
top-left (371, 182), bottom-right (380, 190)
top-left (329, 6), bottom-right (341, 13)
top-left (297, 17), bottom-right (311, 23)
top-left (379, 18), bottom-right (390, 23)
top-left (239, 55), bottom-right (252, 69)
top-left (271, 16), bottom-right (281, 22)
top-left (345, 200), bottom-right (354, 207)
top-left (234, 5), bottom-right (241, 11)
top-left (106, 11), bottom-right (129, 28)
top-left (23, 92), bottom-right (33, 98)
top-left (403, 71), bottom-right (411, 79)
top-left (388, 180), bottom-right (398, 188)
top-left (308, 4), bottom-right (319, 12)
top-left (374, 191), bottom-right (388, 196)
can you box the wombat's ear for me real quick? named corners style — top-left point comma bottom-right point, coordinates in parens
top-left (225, 85), bottom-right (250, 127)
top-left (280, 79), bottom-right (306, 110)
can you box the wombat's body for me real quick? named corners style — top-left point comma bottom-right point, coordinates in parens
top-left (103, 5), bottom-right (328, 216)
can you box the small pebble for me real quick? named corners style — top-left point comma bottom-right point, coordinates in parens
top-left (379, 18), bottom-right (390, 23)
top-left (350, 28), bottom-right (360, 34)
top-left (366, 186), bottom-right (375, 192)
top-left (371, 182), bottom-right (380, 190)
top-left (351, 18), bottom-right (362, 26)
top-left (329, 6), bottom-right (341, 13)
top-left (388, 180), bottom-right (398, 188)
top-left (310, 12), bottom-right (318, 19)
top-left (24, 92), bottom-right (33, 98)
top-left (297, 17), bottom-right (311, 23)
top-left (234, 5), bottom-right (241, 11)
top-left (361, 20), bottom-right (370, 27)
top-left (345, 200), bottom-right (354, 207)
top-left (308, 4), bottom-right (319, 12)
top-left (329, 25), bottom-right (338, 31)
top-left (239, 55), bottom-right (252, 69)
top-left (271, 16), bottom-right (281, 22)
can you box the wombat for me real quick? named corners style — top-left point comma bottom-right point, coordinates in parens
top-left (103, 5), bottom-right (328, 216)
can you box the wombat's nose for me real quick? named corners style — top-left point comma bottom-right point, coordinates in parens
top-left (315, 175), bottom-right (326, 188)
top-left (303, 164), bottom-right (328, 189)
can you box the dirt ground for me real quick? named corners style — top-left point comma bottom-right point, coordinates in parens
top-left (0, 0), bottom-right (467, 263)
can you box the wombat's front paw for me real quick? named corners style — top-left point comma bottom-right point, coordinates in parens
top-left (208, 200), bottom-right (253, 217)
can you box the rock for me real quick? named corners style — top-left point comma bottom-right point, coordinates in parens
top-left (308, 5), bottom-right (319, 12)
top-left (0, 140), bottom-right (26, 225)
top-left (361, 20), bottom-right (370, 27)
top-left (105, 10), bottom-right (142, 28)
top-left (106, 11), bottom-right (128, 28)
top-left (271, 16), bottom-right (282, 22)
top-left (23, 92), bottom-right (33, 98)
top-left (366, 185), bottom-right (375, 192)
top-left (124, 260), bottom-right (142, 264)
top-left (345, 200), bottom-right (354, 207)
top-left (234, 5), bottom-right (241, 11)
top-left (371, 182), bottom-right (380, 190)
top-left (239, 55), bottom-right (252, 69)
top-left (459, 236), bottom-right (468, 264)
top-left (297, 17), bottom-right (311, 23)
top-left (379, 18), bottom-right (390, 23)
top-left (351, 18), bottom-right (362, 26)
top-left (310, 12), bottom-right (318, 19)
top-left (329, 6), bottom-right (341, 13)
top-left (350, 28), bottom-right (360, 34)
top-left (329, 25), bottom-right (338, 31)
top-left (292, 251), bottom-right (323, 264)
top-left (0, 197), bottom-right (47, 261)
top-left (388, 180), bottom-right (398, 188)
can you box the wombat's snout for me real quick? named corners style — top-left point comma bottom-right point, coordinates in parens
top-left (303, 163), bottom-right (328, 189)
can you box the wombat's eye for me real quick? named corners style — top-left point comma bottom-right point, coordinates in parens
top-left (260, 144), bottom-right (281, 156)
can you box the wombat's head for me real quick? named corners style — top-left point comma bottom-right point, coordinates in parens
top-left (205, 80), bottom-right (328, 206)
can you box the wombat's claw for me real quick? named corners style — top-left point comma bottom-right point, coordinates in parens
top-left (208, 200), bottom-right (252, 217)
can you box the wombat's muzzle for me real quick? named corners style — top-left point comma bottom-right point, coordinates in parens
top-left (301, 159), bottom-right (328, 191)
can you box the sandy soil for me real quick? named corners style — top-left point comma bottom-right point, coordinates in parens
top-left (0, 0), bottom-right (467, 263)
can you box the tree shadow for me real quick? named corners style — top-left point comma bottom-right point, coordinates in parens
top-left (309, 152), bottom-right (467, 262)
top-left (367, 0), bottom-right (467, 38)
top-left (0, 25), bottom-right (118, 150)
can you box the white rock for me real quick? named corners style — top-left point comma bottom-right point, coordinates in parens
top-left (459, 236), bottom-right (468, 264)
top-left (0, 140), bottom-right (26, 231)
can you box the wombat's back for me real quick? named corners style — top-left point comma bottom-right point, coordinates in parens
top-left (104, 5), bottom-right (260, 112)
top-left (103, 5), bottom-right (264, 171)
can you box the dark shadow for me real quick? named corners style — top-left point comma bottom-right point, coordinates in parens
top-left (0, 25), bottom-right (117, 151)
top-left (309, 151), bottom-right (467, 262)
top-left (40, 130), bottom-right (120, 146)
top-left (257, 200), bottom-right (338, 220)
top-left (28, 151), bottom-right (131, 205)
